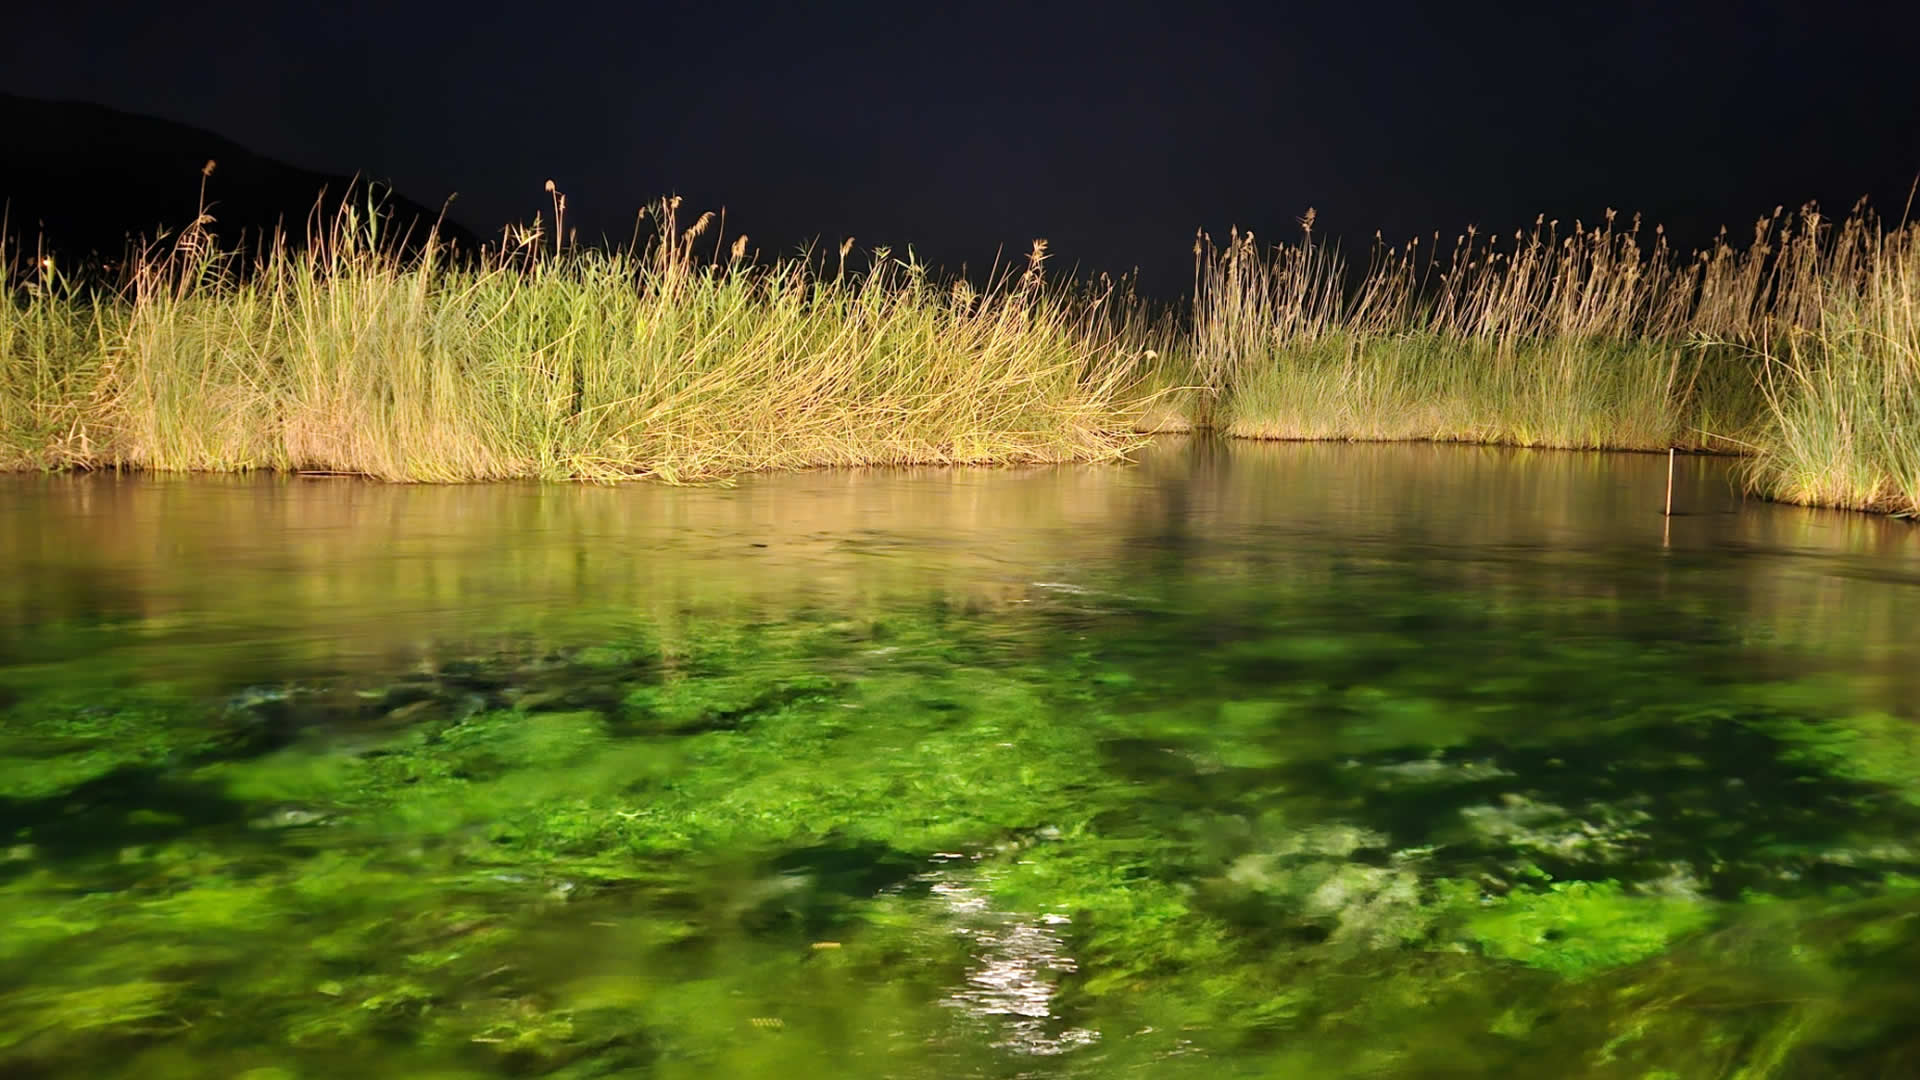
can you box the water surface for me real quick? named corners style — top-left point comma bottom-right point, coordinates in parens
top-left (4, 441), bottom-right (1919, 1078)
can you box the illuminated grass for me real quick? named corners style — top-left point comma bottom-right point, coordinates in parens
top-left (3, 196), bottom-right (1155, 482)
top-left (0, 247), bottom-right (111, 471)
top-left (1192, 203), bottom-right (1919, 514)
top-left (8, 190), bottom-right (1920, 513)
top-left (1217, 333), bottom-right (1704, 449)
top-left (1738, 223), bottom-right (1920, 516)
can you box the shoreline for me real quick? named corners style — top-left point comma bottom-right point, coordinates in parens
top-left (6, 199), bottom-right (1915, 519)
top-left (5, 432), bottom-right (1909, 521)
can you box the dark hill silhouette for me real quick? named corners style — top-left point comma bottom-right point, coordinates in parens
top-left (1, 93), bottom-right (479, 264)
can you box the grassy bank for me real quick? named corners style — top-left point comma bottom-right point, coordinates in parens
top-left (6, 189), bottom-right (1919, 515)
top-left (3, 197), bottom-right (1157, 482)
top-left (1737, 219), bottom-right (1920, 515)
top-left (1191, 204), bottom-right (1920, 515)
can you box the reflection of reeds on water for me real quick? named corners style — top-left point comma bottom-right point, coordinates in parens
top-left (2, 443), bottom-right (1913, 693)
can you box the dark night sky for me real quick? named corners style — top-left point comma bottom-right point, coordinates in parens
top-left (6, 0), bottom-right (1918, 295)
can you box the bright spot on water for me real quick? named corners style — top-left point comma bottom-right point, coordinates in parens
top-left (923, 856), bottom-right (1100, 1056)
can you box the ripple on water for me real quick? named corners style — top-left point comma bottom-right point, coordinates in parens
top-left (923, 855), bottom-right (1101, 1056)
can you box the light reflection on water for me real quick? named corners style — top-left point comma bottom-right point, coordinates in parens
top-left (924, 853), bottom-right (1099, 1056)
top-left (4, 442), bottom-right (1915, 689)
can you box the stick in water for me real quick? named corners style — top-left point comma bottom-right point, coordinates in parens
top-left (1664, 448), bottom-right (1675, 517)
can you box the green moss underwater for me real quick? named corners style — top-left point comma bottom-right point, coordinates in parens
top-left (5, 569), bottom-right (1920, 1078)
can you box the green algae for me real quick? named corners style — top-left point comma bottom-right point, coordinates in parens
top-left (9, 602), bottom-right (1918, 1077)
top-left (1461, 880), bottom-right (1718, 976)
top-left (4, 449), bottom-right (1920, 1077)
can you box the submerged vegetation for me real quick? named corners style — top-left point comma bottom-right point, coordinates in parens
top-left (4, 180), bottom-right (1919, 513)
top-left (5, 462), bottom-right (1920, 1076)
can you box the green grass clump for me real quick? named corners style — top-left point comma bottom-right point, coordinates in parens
top-left (1191, 201), bottom-right (1920, 515)
top-left (11, 184), bottom-right (1920, 515)
top-left (4, 196), bottom-right (1155, 482)
top-left (1740, 224), bottom-right (1920, 516)
top-left (1219, 331), bottom-right (1707, 449)
top-left (0, 250), bottom-right (114, 470)
top-left (1190, 209), bottom-right (1767, 455)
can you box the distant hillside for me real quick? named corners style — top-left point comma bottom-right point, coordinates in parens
top-left (1, 94), bottom-right (479, 263)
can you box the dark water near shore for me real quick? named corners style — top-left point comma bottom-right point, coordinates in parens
top-left (3, 441), bottom-right (1919, 1078)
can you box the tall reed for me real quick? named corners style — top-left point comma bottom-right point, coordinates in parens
top-left (9, 183), bottom-right (1919, 516)
top-left (1738, 215), bottom-right (1920, 516)
top-left (1191, 198), bottom-right (1920, 514)
top-left (0, 239), bottom-right (117, 469)
top-left (6, 194), bottom-right (1155, 482)
top-left (1192, 208), bottom-right (1769, 450)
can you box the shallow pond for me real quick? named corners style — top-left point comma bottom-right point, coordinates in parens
top-left (3, 440), bottom-right (1920, 1078)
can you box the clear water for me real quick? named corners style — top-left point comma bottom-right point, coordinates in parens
top-left (3, 440), bottom-right (1919, 1078)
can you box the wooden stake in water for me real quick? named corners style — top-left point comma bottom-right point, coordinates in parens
top-left (1664, 448), bottom-right (1675, 517)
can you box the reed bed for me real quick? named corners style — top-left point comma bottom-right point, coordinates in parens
top-left (1737, 217), bottom-right (1920, 515)
top-left (7, 182), bottom-right (1920, 515)
top-left (1191, 201), bottom-right (1920, 515)
top-left (2, 194), bottom-right (1156, 482)
top-left (0, 245), bottom-right (112, 471)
